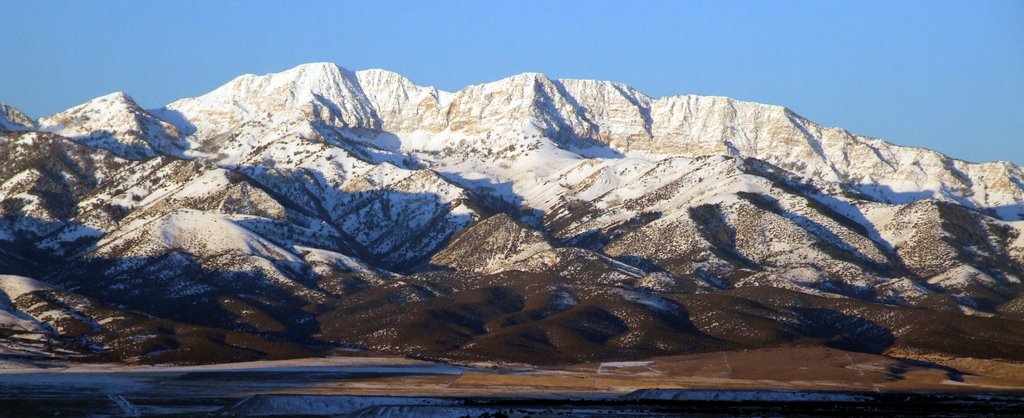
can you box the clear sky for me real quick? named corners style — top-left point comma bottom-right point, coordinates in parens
top-left (2, 0), bottom-right (1022, 164)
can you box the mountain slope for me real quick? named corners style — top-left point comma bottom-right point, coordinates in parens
top-left (0, 62), bottom-right (1022, 365)
top-left (0, 104), bottom-right (35, 132)
top-left (432, 213), bottom-right (553, 274)
top-left (0, 274), bottom-right (310, 363)
top-left (39, 92), bottom-right (187, 160)
top-left (159, 63), bottom-right (1024, 220)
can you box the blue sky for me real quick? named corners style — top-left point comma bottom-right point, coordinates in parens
top-left (2, 0), bottom-right (1022, 164)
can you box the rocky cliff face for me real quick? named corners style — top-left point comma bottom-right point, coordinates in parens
top-left (1, 62), bottom-right (1022, 365)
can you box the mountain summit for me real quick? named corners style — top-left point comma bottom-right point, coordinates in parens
top-left (1, 62), bottom-right (1022, 364)
top-left (156, 63), bottom-right (1024, 219)
top-left (37, 92), bottom-right (187, 159)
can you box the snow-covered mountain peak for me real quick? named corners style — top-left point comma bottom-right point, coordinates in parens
top-left (355, 68), bottom-right (431, 90)
top-left (497, 71), bottom-right (552, 84)
top-left (99, 91), bottom-right (135, 104)
top-left (37, 92), bottom-right (186, 160)
top-left (57, 91), bottom-right (142, 114)
top-left (271, 62), bottom-right (359, 102)
top-left (354, 68), bottom-right (452, 132)
top-left (3, 62), bottom-right (1024, 365)
top-left (0, 104), bottom-right (37, 132)
top-left (164, 62), bottom-right (379, 142)
top-left (143, 63), bottom-right (1024, 220)
top-left (216, 62), bottom-right (352, 95)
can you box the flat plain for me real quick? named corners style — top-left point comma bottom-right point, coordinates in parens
top-left (2, 346), bottom-right (1022, 416)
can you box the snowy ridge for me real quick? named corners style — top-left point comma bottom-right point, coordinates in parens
top-left (38, 92), bottom-right (186, 159)
top-left (0, 62), bottom-right (1022, 364)
top-left (0, 275), bottom-right (54, 339)
top-left (0, 104), bottom-right (36, 132)
top-left (0, 275), bottom-right (55, 301)
top-left (148, 63), bottom-right (1024, 221)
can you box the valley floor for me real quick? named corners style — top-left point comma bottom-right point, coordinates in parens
top-left (1, 346), bottom-right (1022, 416)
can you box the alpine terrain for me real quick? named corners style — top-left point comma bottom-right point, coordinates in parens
top-left (2, 62), bottom-right (1024, 365)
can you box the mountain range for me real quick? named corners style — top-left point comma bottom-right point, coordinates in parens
top-left (1, 62), bottom-right (1023, 365)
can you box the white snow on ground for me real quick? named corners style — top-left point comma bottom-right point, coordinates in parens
top-left (155, 210), bottom-right (300, 263)
top-left (174, 168), bottom-right (232, 199)
top-left (0, 169), bottom-right (40, 201)
top-left (0, 275), bottom-right (54, 300)
top-left (926, 265), bottom-right (997, 289)
top-left (0, 276), bottom-right (53, 333)
top-left (597, 361), bottom-right (656, 374)
top-left (0, 63), bottom-right (1022, 362)
top-left (296, 246), bottom-right (382, 277)
top-left (0, 309), bottom-right (42, 332)
top-left (876, 277), bottom-right (932, 304)
top-left (38, 92), bottom-right (186, 159)
top-left (36, 224), bottom-right (104, 253)
top-left (1009, 220), bottom-right (1024, 250)
top-left (0, 105), bottom-right (35, 132)
top-left (862, 204), bottom-right (907, 248)
top-left (617, 289), bottom-right (681, 314)
top-left (94, 209), bottom-right (302, 266)
top-left (479, 240), bottom-right (553, 275)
